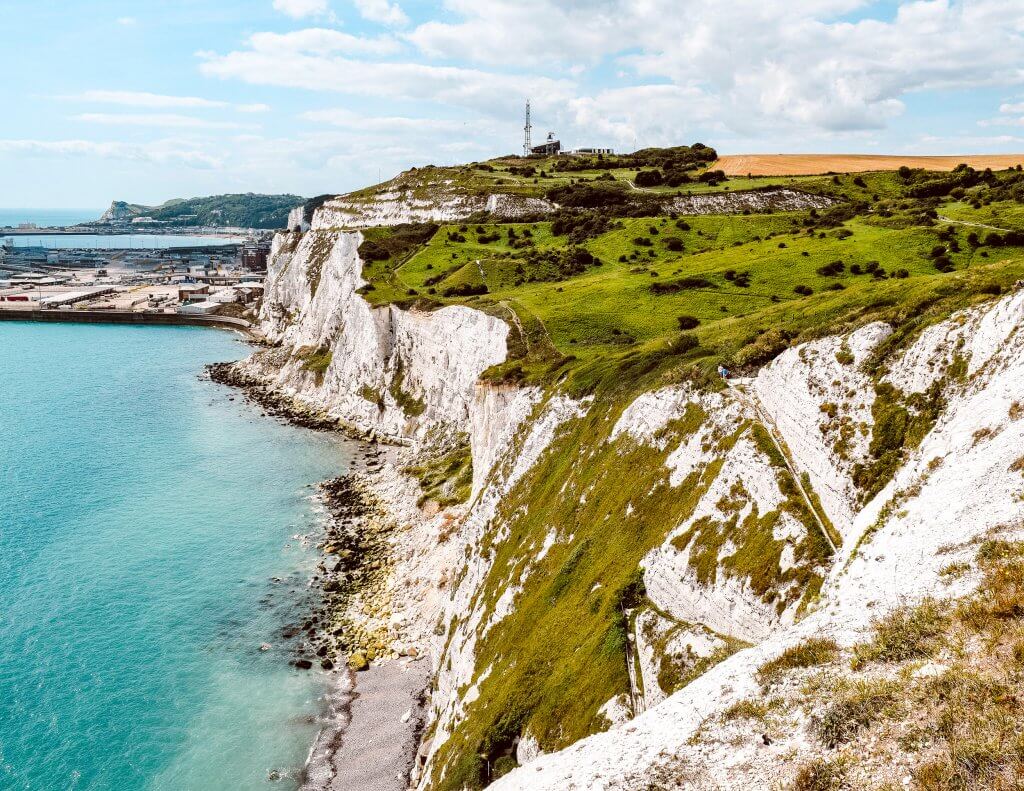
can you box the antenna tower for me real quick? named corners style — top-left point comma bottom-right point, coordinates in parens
top-left (523, 100), bottom-right (532, 156)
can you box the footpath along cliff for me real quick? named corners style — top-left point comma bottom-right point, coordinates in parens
top-left (222, 164), bottom-right (1024, 791)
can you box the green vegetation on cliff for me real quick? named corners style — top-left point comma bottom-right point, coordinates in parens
top-left (315, 150), bottom-right (1024, 789)
top-left (100, 193), bottom-right (305, 229)
top-left (338, 158), bottom-right (1024, 401)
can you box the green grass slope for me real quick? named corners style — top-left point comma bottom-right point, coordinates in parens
top-left (319, 151), bottom-right (1024, 790)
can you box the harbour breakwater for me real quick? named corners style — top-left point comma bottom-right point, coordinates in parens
top-left (0, 307), bottom-right (252, 333)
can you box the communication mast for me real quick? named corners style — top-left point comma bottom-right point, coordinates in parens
top-left (523, 100), bottom-right (532, 156)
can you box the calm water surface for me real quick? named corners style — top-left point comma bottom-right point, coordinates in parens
top-left (3, 234), bottom-right (242, 250)
top-left (0, 209), bottom-right (103, 227)
top-left (0, 322), bottom-right (351, 790)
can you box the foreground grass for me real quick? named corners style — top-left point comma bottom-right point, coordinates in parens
top-left (700, 539), bottom-right (1024, 791)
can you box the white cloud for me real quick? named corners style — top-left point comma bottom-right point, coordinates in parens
top-left (354, 0), bottom-right (408, 26)
top-left (565, 84), bottom-right (723, 148)
top-left (405, 0), bottom-right (1024, 136)
top-left (272, 0), bottom-right (330, 19)
top-left (193, 0), bottom-right (1024, 165)
top-left (247, 28), bottom-right (400, 56)
top-left (116, 16), bottom-right (137, 26)
top-left (72, 113), bottom-right (250, 130)
top-left (0, 139), bottom-right (222, 169)
top-left (302, 108), bottom-right (481, 134)
top-left (63, 90), bottom-right (270, 115)
top-left (999, 102), bottom-right (1024, 114)
top-left (199, 45), bottom-right (573, 118)
top-left (73, 90), bottom-right (228, 109)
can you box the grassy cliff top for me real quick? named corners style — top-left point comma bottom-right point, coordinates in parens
top-left (313, 149), bottom-right (1024, 396)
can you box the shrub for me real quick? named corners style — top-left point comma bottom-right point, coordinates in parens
top-left (816, 260), bottom-right (845, 276)
top-left (757, 638), bottom-right (840, 686)
top-left (676, 315), bottom-right (700, 330)
top-left (550, 208), bottom-right (612, 243)
top-left (650, 277), bottom-right (715, 294)
top-left (794, 284), bottom-right (814, 296)
top-left (791, 758), bottom-right (846, 791)
top-left (664, 237), bottom-right (684, 251)
top-left (634, 169), bottom-right (663, 187)
top-left (442, 283), bottom-right (488, 297)
top-left (670, 332), bottom-right (700, 354)
top-left (812, 679), bottom-right (898, 748)
top-left (357, 239), bottom-right (390, 261)
top-left (721, 697), bottom-right (773, 722)
top-left (698, 169), bottom-right (727, 185)
top-left (852, 599), bottom-right (947, 668)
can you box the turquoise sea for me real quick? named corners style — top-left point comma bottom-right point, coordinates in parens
top-left (0, 322), bottom-right (352, 790)
top-left (0, 209), bottom-right (103, 228)
top-left (3, 234), bottom-right (243, 250)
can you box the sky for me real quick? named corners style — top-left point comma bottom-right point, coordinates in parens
top-left (2, 0), bottom-right (1023, 208)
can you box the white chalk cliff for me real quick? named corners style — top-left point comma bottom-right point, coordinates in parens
top-left (237, 195), bottom-right (1024, 791)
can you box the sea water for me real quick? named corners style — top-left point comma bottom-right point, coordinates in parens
top-left (0, 209), bottom-right (103, 228)
top-left (2, 234), bottom-right (243, 250)
top-left (0, 322), bottom-right (351, 790)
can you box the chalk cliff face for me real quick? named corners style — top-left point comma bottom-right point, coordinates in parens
top-left (313, 189), bottom-right (554, 229)
top-left (488, 288), bottom-right (1024, 790)
top-left (237, 195), bottom-right (1024, 791)
top-left (242, 228), bottom-right (509, 443)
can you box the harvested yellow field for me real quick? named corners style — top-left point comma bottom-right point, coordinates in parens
top-left (715, 153), bottom-right (1024, 176)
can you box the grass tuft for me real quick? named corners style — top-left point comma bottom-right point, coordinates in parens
top-left (757, 637), bottom-right (840, 687)
top-left (811, 678), bottom-right (899, 748)
top-left (790, 758), bottom-right (847, 791)
top-left (851, 598), bottom-right (947, 668)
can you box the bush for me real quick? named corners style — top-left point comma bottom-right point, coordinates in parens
top-left (634, 169), bottom-right (663, 187)
top-left (664, 237), bottom-right (684, 252)
top-left (812, 680), bottom-right (898, 748)
top-left (791, 758), bottom-right (846, 791)
top-left (650, 277), bottom-right (715, 294)
top-left (357, 239), bottom-right (390, 261)
top-left (851, 599), bottom-right (947, 668)
top-left (550, 208), bottom-right (612, 243)
top-left (794, 284), bottom-right (814, 296)
top-left (671, 332), bottom-right (699, 354)
top-left (757, 638), bottom-right (840, 686)
top-left (442, 282), bottom-right (488, 297)
top-left (676, 315), bottom-right (700, 330)
top-left (698, 169), bottom-right (727, 185)
top-left (816, 260), bottom-right (845, 276)
top-left (358, 224), bottom-right (439, 265)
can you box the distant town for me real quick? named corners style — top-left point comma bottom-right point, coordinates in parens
top-left (0, 220), bottom-right (273, 324)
